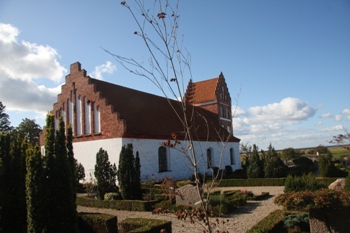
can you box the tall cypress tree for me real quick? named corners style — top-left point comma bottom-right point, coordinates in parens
top-left (26, 146), bottom-right (44, 233)
top-left (264, 144), bottom-right (286, 178)
top-left (132, 151), bottom-right (142, 200)
top-left (118, 144), bottom-right (141, 200)
top-left (42, 115), bottom-right (78, 233)
top-left (247, 144), bottom-right (263, 178)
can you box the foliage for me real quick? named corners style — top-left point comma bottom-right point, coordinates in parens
top-left (247, 144), bottom-right (263, 178)
top-left (75, 159), bottom-right (85, 186)
top-left (26, 146), bottom-right (44, 233)
top-left (282, 213), bottom-right (309, 229)
top-left (78, 212), bottom-right (118, 233)
top-left (247, 209), bottom-right (286, 233)
top-left (284, 173), bottom-right (327, 192)
top-left (329, 132), bottom-right (350, 151)
top-left (264, 144), bottom-right (286, 178)
top-left (94, 148), bottom-right (118, 200)
top-left (76, 196), bottom-right (158, 211)
top-left (274, 188), bottom-right (350, 211)
top-left (0, 101), bottom-right (13, 133)
top-left (218, 178), bottom-right (286, 187)
top-left (318, 149), bottom-right (347, 177)
top-left (0, 132), bottom-right (27, 232)
top-left (117, 144), bottom-right (142, 200)
top-left (289, 156), bottom-right (315, 175)
top-left (345, 172), bottom-right (350, 193)
top-left (118, 218), bottom-right (171, 233)
top-left (14, 118), bottom-right (42, 146)
top-left (104, 192), bottom-right (122, 200)
top-left (42, 115), bottom-right (78, 232)
top-left (281, 147), bottom-right (301, 161)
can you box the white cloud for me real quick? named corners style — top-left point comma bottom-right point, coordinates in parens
top-left (320, 113), bottom-right (332, 118)
top-left (320, 125), bottom-right (344, 132)
top-left (89, 61), bottom-right (116, 80)
top-left (335, 114), bottom-right (343, 122)
top-left (344, 109), bottom-right (350, 120)
top-left (0, 23), bottom-right (65, 114)
top-left (232, 106), bottom-right (245, 117)
top-left (246, 97), bottom-right (315, 124)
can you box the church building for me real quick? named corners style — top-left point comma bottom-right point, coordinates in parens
top-left (40, 62), bottom-right (241, 182)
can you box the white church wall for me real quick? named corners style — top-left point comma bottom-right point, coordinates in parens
top-left (71, 137), bottom-right (240, 183)
top-left (73, 138), bottom-right (122, 180)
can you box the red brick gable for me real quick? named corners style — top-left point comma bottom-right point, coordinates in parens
top-left (40, 62), bottom-right (240, 144)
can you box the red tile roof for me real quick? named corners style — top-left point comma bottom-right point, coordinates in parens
top-left (89, 77), bottom-right (239, 142)
top-left (188, 77), bottom-right (219, 103)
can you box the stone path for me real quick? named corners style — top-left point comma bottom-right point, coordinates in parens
top-left (77, 186), bottom-right (285, 233)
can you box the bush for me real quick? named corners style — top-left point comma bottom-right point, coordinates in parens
top-left (247, 209), bottom-right (286, 233)
top-left (118, 218), bottom-right (171, 233)
top-left (104, 192), bottom-right (122, 201)
top-left (282, 213), bottom-right (309, 230)
top-left (78, 212), bottom-right (117, 233)
top-left (284, 174), bottom-right (327, 192)
top-left (274, 188), bottom-right (350, 211)
top-left (218, 178), bottom-right (285, 187)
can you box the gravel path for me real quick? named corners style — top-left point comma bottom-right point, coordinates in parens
top-left (77, 186), bottom-right (284, 233)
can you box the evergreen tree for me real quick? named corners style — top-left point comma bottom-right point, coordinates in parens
top-left (94, 148), bottom-right (117, 200)
top-left (0, 132), bottom-right (27, 232)
top-left (42, 115), bottom-right (78, 232)
top-left (15, 118), bottom-right (42, 146)
top-left (132, 151), bottom-right (142, 199)
top-left (26, 146), bottom-right (44, 233)
top-left (118, 144), bottom-right (141, 200)
top-left (0, 101), bottom-right (12, 133)
top-left (264, 144), bottom-right (286, 178)
top-left (247, 144), bottom-right (263, 178)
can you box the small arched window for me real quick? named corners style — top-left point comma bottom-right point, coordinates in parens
top-left (158, 146), bottom-right (168, 172)
top-left (230, 148), bottom-right (235, 165)
top-left (207, 148), bottom-right (213, 168)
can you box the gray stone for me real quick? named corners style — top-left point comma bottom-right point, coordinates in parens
top-left (328, 178), bottom-right (346, 191)
top-left (175, 184), bottom-right (202, 206)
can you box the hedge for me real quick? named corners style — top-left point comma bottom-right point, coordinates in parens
top-left (216, 178), bottom-right (286, 187)
top-left (77, 197), bottom-right (159, 211)
top-left (119, 218), bottom-right (171, 233)
top-left (78, 212), bottom-right (117, 233)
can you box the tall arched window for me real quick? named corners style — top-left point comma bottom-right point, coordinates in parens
top-left (158, 147), bottom-right (168, 172)
top-left (230, 148), bottom-right (235, 165)
top-left (207, 148), bottom-right (213, 168)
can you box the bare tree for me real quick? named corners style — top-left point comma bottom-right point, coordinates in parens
top-left (328, 131), bottom-right (350, 151)
top-left (104, 1), bottom-right (238, 232)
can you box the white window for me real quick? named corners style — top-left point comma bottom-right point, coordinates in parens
top-left (84, 97), bottom-right (91, 134)
top-left (76, 94), bottom-right (82, 136)
top-left (94, 104), bottom-right (101, 133)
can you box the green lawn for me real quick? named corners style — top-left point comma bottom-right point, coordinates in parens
top-left (328, 146), bottom-right (350, 158)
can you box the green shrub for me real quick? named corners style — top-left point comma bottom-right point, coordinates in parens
top-left (78, 212), bottom-right (117, 233)
top-left (76, 196), bottom-right (158, 211)
top-left (119, 218), bottom-right (171, 233)
top-left (104, 192), bottom-right (122, 200)
top-left (284, 174), bottom-right (327, 192)
top-left (247, 209), bottom-right (286, 233)
top-left (345, 172), bottom-right (350, 193)
top-left (282, 213), bottom-right (309, 230)
top-left (217, 178), bottom-right (285, 187)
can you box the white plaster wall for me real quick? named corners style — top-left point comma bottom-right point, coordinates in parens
top-left (73, 138), bottom-right (122, 180)
top-left (71, 137), bottom-right (240, 183)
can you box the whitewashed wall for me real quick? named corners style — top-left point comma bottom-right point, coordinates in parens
top-left (72, 137), bottom-right (240, 183)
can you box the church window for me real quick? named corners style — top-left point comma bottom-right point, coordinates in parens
top-left (207, 148), bottom-right (213, 168)
top-left (76, 94), bottom-right (82, 136)
top-left (84, 97), bottom-right (91, 134)
top-left (158, 146), bottom-right (168, 172)
top-left (230, 148), bottom-right (235, 165)
top-left (68, 98), bottom-right (74, 134)
top-left (220, 106), bottom-right (223, 117)
top-left (94, 105), bottom-right (101, 133)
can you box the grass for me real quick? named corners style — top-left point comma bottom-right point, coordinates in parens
top-left (328, 146), bottom-right (350, 158)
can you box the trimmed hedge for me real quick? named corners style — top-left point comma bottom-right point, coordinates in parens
top-left (216, 178), bottom-right (286, 187)
top-left (77, 196), bottom-right (159, 211)
top-left (247, 209), bottom-right (286, 233)
top-left (78, 212), bottom-right (117, 233)
top-left (119, 218), bottom-right (171, 233)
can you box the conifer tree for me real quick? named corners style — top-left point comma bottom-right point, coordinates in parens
top-left (132, 151), bottom-right (142, 199)
top-left (95, 148), bottom-right (117, 200)
top-left (247, 144), bottom-right (263, 178)
top-left (117, 144), bottom-right (141, 200)
top-left (0, 133), bottom-right (27, 232)
top-left (264, 144), bottom-right (286, 178)
top-left (26, 146), bottom-right (44, 233)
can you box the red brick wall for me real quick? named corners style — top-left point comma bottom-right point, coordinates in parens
top-left (40, 62), bottom-right (125, 145)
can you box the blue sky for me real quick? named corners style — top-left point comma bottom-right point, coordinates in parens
top-left (0, 0), bottom-right (349, 150)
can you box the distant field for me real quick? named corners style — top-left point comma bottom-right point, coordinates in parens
top-left (328, 146), bottom-right (350, 158)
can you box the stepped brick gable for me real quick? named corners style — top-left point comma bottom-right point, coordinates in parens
top-left (40, 62), bottom-right (241, 182)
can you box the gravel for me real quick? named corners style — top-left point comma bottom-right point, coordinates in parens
top-left (77, 186), bottom-right (285, 233)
